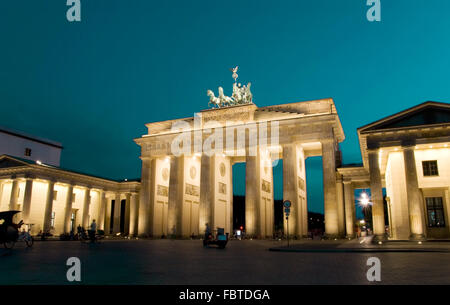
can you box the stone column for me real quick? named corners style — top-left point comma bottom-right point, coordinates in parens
top-left (368, 149), bottom-right (386, 240)
top-left (124, 193), bottom-right (131, 236)
top-left (105, 196), bottom-right (112, 234)
top-left (336, 175), bottom-right (346, 236)
top-left (0, 181), bottom-right (3, 208)
top-left (343, 180), bottom-right (355, 237)
top-left (81, 188), bottom-right (92, 228)
top-left (113, 193), bottom-right (121, 233)
top-left (43, 180), bottom-right (55, 233)
top-left (245, 153), bottom-right (260, 237)
top-left (97, 190), bottom-right (107, 230)
top-left (199, 154), bottom-right (214, 233)
top-left (129, 192), bottom-right (139, 236)
top-left (138, 158), bottom-right (154, 237)
top-left (322, 140), bottom-right (339, 237)
top-left (403, 146), bottom-right (426, 240)
top-left (9, 179), bottom-right (19, 211)
top-left (63, 185), bottom-right (74, 233)
top-left (229, 159), bottom-right (234, 235)
top-left (168, 156), bottom-right (184, 237)
top-left (22, 179), bottom-right (34, 224)
top-left (282, 144), bottom-right (301, 237)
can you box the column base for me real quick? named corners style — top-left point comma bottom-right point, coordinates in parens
top-left (371, 234), bottom-right (388, 244)
top-left (409, 233), bottom-right (426, 241)
top-left (323, 234), bottom-right (344, 240)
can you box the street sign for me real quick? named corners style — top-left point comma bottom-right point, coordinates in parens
top-left (283, 200), bottom-right (291, 208)
top-left (284, 206), bottom-right (290, 218)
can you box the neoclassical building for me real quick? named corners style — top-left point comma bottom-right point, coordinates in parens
top-left (0, 155), bottom-right (139, 236)
top-left (0, 99), bottom-right (449, 241)
top-left (339, 101), bottom-right (450, 240)
top-left (135, 99), bottom-right (345, 238)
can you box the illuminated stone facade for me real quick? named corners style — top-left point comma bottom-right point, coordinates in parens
top-left (135, 99), bottom-right (345, 238)
top-left (339, 101), bottom-right (450, 240)
top-left (0, 156), bottom-right (139, 236)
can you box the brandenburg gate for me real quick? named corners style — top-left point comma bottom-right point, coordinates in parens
top-left (135, 71), bottom-right (345, 239)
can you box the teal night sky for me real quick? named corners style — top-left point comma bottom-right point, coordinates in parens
top-left (1, 1), bottom-right (450, 213)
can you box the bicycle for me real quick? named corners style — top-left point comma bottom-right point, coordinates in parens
top-left (17, 224), bottom-right (34, 247)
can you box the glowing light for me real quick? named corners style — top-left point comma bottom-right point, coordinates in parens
top-left (378, 241), bottom-right (383, 245)
top-left (418, 241), bottom-right (422, 245)
top-left (36, 160), bottom-right (42, 165)
top-left (359, 192), bottom-right (371, 207)
top-left (415, 146), bottom-right (419, 149)
top-left (445, 144), bottom-right (448, 148)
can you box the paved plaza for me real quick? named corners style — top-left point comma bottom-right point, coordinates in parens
top-left (1, 239), bottom-right (450, 285)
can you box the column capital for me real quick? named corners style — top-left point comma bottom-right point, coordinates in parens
top-left (343, 179), bottom-right (353, 185)
top-left (320, 138), bottom-right (335, 145)
top-left (401, 139), bottom-right (416, 148)
top-left (367, 148), bottom-right (380, 155)
top-left (401, 144), bottom-right (416, 150)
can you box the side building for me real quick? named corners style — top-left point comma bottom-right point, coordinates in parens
top-left (339, 101), bottom-right (450, 240)
top-left (0, 155), bottom-right (140, 236)
top-left (0, 126), bottom-right (62, 167)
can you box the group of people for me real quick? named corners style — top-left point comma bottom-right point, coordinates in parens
top-left (76, 219), bottom-right (98, 242)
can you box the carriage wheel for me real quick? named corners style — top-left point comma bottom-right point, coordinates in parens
top-left (25, 236), bottom-right (34, 247)
top-left (4, 240), bottom-right (15, 249)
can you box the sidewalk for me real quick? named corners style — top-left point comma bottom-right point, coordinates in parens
top-left (269, 237), bottom-right (450, 253)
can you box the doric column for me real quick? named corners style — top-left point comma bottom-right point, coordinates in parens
top-left (229, 159), bottom-right (234, 235)
top-left (113, 193), bottom-right (121, 233)
top-left (129, 192), bottom-right (139, 236)
top-left (282, 144), bottom-right (301, 237)
top-left (0, 181), bottom-right (3, 209)
top-left (63, 185), bottom-right (74, 233)
top-left (336, 175), bottom-right (346, 236)
top-left (124, 193), bottom-right (131, 236)
top-left (245, 153), bottom-right (260, 237)
top-left (168, 156), bottom-right (183, 237)
top-left (22, 179), bottom-right (34, 224)
top-left (368, 149), bottom-right (386, 240)
top-left (343, 180), bottom-right (355, 237)
top-left (199, 154), bottom-right (214, 233)
top-left (97, 190), bottom-right (106, 230)
top-left (403, 145), bottom-right (426, 240)
top-left (43, 180), bottom-right (55, 233)
top-left (138, 158), bottom-right (154, 237)
top-left (322, 140), bottom-right (339, 237)
top-left (82, 188), bottom-right (91, 228)
top-left (9, 179), bottom-right (19, 211)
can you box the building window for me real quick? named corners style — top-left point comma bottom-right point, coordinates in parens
top-left (426, 197), bottom-right (446, 228)
top-left (422, 160), bottom-right (439, 176)
top-left (53, 190), bottom-right (58, 201)
top-left (51, 211), bottom-right (56, 228)
top-left (24, 148), bottom-right (32, 156)
top-left (70, 210), bottom-right (77, 232)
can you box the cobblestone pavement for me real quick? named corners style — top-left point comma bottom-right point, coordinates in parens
top-left (1, 239), bottom-right (449, 285)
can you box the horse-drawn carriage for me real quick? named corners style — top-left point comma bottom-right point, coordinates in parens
top-left (0, 211), bottom-right (33, 249)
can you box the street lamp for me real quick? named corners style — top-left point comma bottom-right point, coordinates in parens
top-left (359, 192), bottom-right (371, 207)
